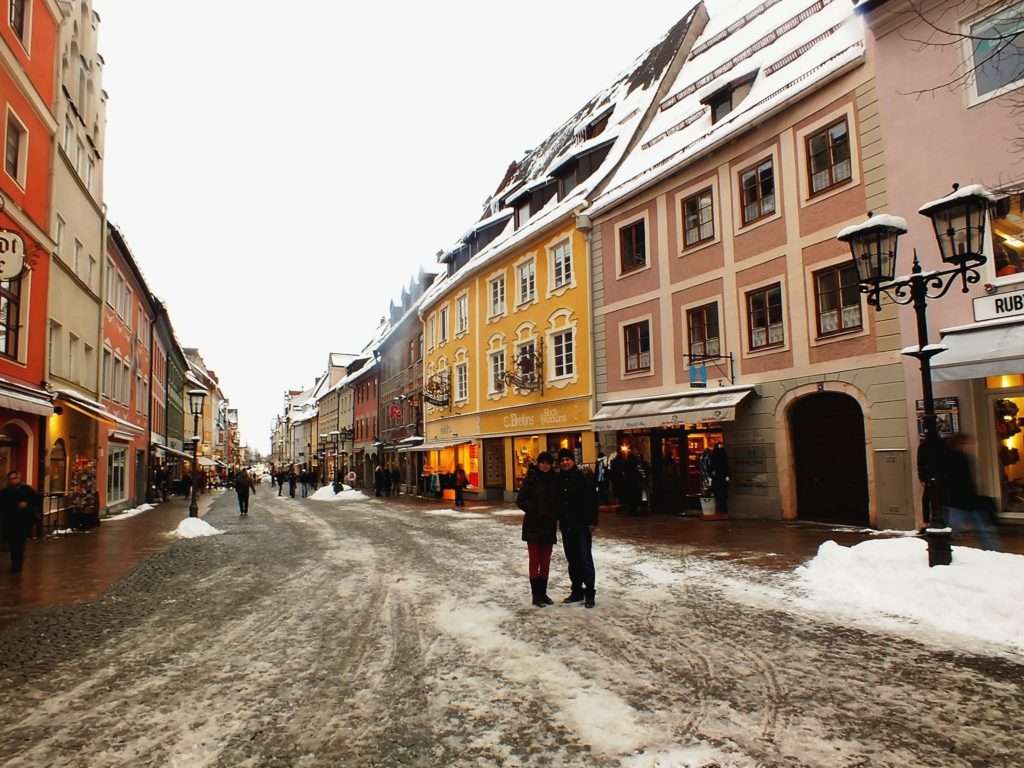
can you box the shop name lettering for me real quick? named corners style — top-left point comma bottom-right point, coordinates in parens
top-left (994, 294), bottom-right (1024, 315)
top-left (503, 409), bottom-right (568, 429)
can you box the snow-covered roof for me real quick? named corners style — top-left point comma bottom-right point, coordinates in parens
top-left (837, 214), bottom-right (908, 240)
top-left (421, 4), bottom-right (703, 314)
top-left (591, 0), bottom-right (866, 216)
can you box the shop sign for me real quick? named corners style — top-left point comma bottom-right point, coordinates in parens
top-left (974, 289), bottom-right (1024, 322)
top-left (0, 230), bottom-right (25, 281)
top-left (481, 400), bottom-right (589, 435)
top-left (915, 396), bottom-right (960, 438)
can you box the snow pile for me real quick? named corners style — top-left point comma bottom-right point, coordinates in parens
top-left (490, 509), bottom-right (524, 517)
top-left (172, 517), bottom-right (224, 539)
top-left (106, 503), bottom-right (157, 521)
top-left (309, 484), bottom-right (362, 502)
top-left (423, 509), bottom-right (487, 520)
top-left (797, 538), bottom-right (1024, 651)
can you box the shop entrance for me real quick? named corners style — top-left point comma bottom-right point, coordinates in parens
top-left (790, 392), bottom-right (869, 526)
top-left (992, 391), bottom-right (1024, 519)
top-left (649, 430), bottom-right (722, 513)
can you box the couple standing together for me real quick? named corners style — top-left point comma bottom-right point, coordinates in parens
top-left (516, 448), bottom-right (598, 609)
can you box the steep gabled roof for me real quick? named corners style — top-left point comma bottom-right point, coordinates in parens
top-left (421, 3), bottom-right (705, 313)
top-left (591, 0), bottom-right (865, 215)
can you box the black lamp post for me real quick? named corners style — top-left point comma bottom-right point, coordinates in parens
top-left (187, 388), bottom-right (207, 518)
top-left (837, 184), bottom-right (993, 567)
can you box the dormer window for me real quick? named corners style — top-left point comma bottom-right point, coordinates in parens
top-left (701, 71), bottom-right (757, 126)
top-left (516, 201), bottom-right (531, 229)
top-left (586, 111), bottom-right (611, 140)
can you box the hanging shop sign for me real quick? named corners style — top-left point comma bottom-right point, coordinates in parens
top-left (424, 372), bottom-right (450, 408)
top-left (974, 289), bottom-right (1024, 322)
top-left (0, 230), bottom-right (26, 281)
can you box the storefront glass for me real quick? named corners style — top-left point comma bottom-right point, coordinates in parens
top-left (546, 432), bottom-right (582, 465)
top-left (994, 394), bottom-right (1024, 516)
top-left (992, 195), bottom-right (1024, 278)
top-left (513, 436), bottom-right (542, 489)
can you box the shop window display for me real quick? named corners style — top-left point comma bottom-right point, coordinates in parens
top-left (991, 195), bottom-right (1024, 278)
top-left (994, 396), bottom-right (1024, 516)
top-left (514, 435), bottom-right (542, 490)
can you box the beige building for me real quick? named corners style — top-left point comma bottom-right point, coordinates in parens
top-left (587, 0), bottom-right (914, 528)
top-left (45, 0), bottom-right (108, 495)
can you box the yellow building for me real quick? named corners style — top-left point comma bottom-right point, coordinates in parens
top-left (417, 8), bottom-right (702, 500)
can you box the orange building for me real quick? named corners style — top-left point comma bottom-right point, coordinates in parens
top-left (0, 0), bottom-right (61, 487)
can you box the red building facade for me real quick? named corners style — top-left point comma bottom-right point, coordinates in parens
top-left (0, 0), bottom-right (60, 486)
top-left (98, 225), bottom-right (153, 510)
top-left (352, 363), bottom-right (379, 488)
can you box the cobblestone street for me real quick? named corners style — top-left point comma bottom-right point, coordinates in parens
top-left (0, 487), bottom-right (1021, 768)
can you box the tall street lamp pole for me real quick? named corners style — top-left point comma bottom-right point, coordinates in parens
top-left (187, 388), bottom-right (208, 518)
top-left (837, 184), bottom-right (993, 567)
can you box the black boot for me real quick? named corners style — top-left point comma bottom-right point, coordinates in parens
top-left (584, 589), bottom-right (596, 608)
top-left (540, 577), bottom-right (554, 605)
top-left (563, 587), bottom-right (584, 604)
top-left (530, 579), bottom-right (546, 607)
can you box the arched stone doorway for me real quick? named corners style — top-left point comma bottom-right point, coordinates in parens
top-left (0, 421), bottom-right (32, 484)
top-left (788, 392), bottom-right (870, 526)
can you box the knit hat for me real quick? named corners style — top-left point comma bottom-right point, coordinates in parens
top-left (536, 451), bottom-right (555, 465)
top-left (557, 448), bottom-right (576, 463)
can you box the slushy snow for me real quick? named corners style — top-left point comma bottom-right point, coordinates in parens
top-left (309, 484), bottom-right (361, 502)
top-left (173, 517), bottom-right (224, 538)
top-left (106, 503), bottom-right (157, 521)
top-left (797, 538), bottom-right (1024, 652)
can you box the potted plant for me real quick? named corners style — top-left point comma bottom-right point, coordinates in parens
top-left (699, 491), bottom-right (717, 518)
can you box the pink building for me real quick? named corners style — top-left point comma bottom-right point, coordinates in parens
top-left (858, 0), bottom-right (1024, 524)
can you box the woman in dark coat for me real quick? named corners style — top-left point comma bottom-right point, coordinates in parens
top-left (234, 471), bottom-right (255, 516)
top-left (515, 452), bottom-right (558, 607)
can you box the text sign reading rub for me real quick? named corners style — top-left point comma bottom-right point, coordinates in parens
top-left (974, 289), bottom-right (1024, 322)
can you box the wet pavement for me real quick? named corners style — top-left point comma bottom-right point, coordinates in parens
top-left (0, 486), bottom-right (1019, 767)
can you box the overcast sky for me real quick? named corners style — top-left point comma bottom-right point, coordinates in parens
top-left (94, 1), bottom-right (696, 452)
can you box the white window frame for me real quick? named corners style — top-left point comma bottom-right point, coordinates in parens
top-left (8, 0), bottom-right (32, 52)
top-left (101, 347), bottom-right (112, 398)
top-left (517, 258), bottom-right (536, 306)
top-left (455, 361), bottom-right (469, 403)
top-left (965, 1), bottom-right (1024, 106)
top-left (439, 305), bottom-right (449, 344)
top-left (489, 274), bottom-right (506, 318)
top-left (550, 239), bottom-right (572, 290)
top-left (552, 329), bottom-right (575, 379)
top-left (48, 321), bottom-right (62, 378)
top-left (4, 106), bottom-right (29, 189)
top-left (489, 348), bottom-right (506, 395)
top-left (426, 314), bottom-right (435, 351)
top-left (55, 214), bottom-right (65, 254)
top-left (68, 333), bottom-right (80, 385)
top-left (455, 293), bottom-right (469, 335)
top-left (105, 259), bottom-right (116, 307)
top-left (62, 113), bottom-right (73, 151)
top-left (73, 238), bottom-right (82, 274)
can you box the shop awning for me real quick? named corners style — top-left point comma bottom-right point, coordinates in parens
top-left (0, 378), bottom-right (54, 417)
top-left (109, 431), bottom-right (136, 443)
top-left (591, 386), bottom-right (755, 432)
top-left (197, 457), bottom-right (217, 468)
top-left (154, 444), bottom-right (194, 461)
top-left (53, 388), bottom-right (145, 433)
top-left (398, 437), bottom-right (472, 453)
top-left (934, 317), bottom-right (1024, 381)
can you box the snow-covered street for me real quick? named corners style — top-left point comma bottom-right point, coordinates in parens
top-left (0, 488), bottom-right (1021, 767)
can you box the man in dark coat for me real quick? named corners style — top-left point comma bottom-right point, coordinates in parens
top-left (374, 464), bottom-right (385, 497)
top-left (556, 448), bottom-right (598, 607)
top-left (941, 433), bottom-right (1001, 550)
top-left (0, 471), bottom-right (39, 574)
top-left (287, 470), bottom-right (297, 498)
top-left (710, 443), bottom-right (731, 515)
top-left (516, 452), bottom-right (559, 607)
top-left (390, 464), bottom-right (401, 497)
top-left (234, 471), bottom-right (256, 516)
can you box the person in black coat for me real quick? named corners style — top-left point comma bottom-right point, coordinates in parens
top-left (709, 443), bottom-right (731, 515)
top-left (287, 470), bottom-right (297, 498)
top-left (374, 464), bottom-right (385, 497)
top-left (0, 471), bottom-right (39, 574)
top-left (516, 452), bottom-right (559, 607)
top-left (556, 448), bottom-right (598, 607)
top-left (941, 433), bottom-right (1001, 550)
top-left (234, 471), bottom-right (256, 516)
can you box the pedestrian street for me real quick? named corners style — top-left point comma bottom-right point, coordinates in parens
top-left (0, 486), bottom-right (1020, 768)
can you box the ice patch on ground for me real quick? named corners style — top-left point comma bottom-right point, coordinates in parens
top-left (106, 503), bottom-right (157, 521)
top-left (172, 518), bottom-right (224, 539)
top-left (435, 601), bottom-right (652, 756)
top-left (634, 561), bottom-right (679, 585)
top-left (422, 509), bottom-right (487, 520)
top-left (797, 538), bottom-right (1024, 652)
top-left (309, 484), bottom-right (361, 502)
top-left (622, 742), bottom-right (758, 767)
top-left (490, 509), bottom-right (523, 517)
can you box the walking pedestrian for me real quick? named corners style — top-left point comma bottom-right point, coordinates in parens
top-left (556, 448), bottom-right (598, 608)
top-left (0, 471), bottom-right (39, 575)
top-left (709, 443), bottom-right (730, 515)
top-left (595, 451), bottom-right (610, 506)
top-left (383, 464), bottom-right (393, 497)
top-left (516, 452), bottom-right (558, 607)
top-left (234, 470), bottom-right (256, 516)
top-left (374, 464), bottom-right (385, 497)
top-left (390, 464), bottom-right (401, 497)
top-left (453, 464), bottom-right (468, 508)
top-left (940, 433), bottom-right (1001, 551)
top-left (287, 470), bottom-right (297, 498)
top-left (276, 470), bottom-right (285, 496)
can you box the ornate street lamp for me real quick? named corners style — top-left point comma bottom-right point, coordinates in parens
top-left (837, 184), bottom-right (994, 567)
top-left (187, 388), bottom-right (207, 518)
